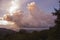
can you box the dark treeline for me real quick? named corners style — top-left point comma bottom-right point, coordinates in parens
top-left (0, 29), bottom-right (49, 40)
top-left (0, 8), bottom-right (60, 40)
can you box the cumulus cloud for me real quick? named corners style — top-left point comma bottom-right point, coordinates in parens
top-left (0, 0), bottom-right (28, 16)
top-left (26, 2), bottom-right (56, 27)
top-left (0, 1), bottom-right (56, 31)
top-left (3, 10), bottom-right (24, 26)
top-left (0, 20), bottom-right (20, 31)
top-left (2, 2), bottom-right (56, 28)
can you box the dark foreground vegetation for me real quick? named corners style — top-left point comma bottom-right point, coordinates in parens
top-left (0, 8), bottom-right (60, 40)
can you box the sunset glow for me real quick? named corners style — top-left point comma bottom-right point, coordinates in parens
top-left (9, 0), bottom-right (19, 15)
top-left (0, 20), bottom-right (15, 25)
top-left (0, 0), bottom-right (58, 32)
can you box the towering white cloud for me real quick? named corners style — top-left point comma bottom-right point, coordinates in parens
top-left (27, 2), bottom-right (56, 27)
top-left (0, 1), bottom-right (56, 31)
top-left (2, 2), bottom-right (56, 28)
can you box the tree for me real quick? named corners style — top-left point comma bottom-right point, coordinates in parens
top-left (48, 8), bottom-right (60, 40)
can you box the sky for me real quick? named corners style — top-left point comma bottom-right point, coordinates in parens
top-left (0, 0), bottom-right (59, 31)
top-left (25, 0), bottom-right (59, 13)
top-left (0, 0), bottom-right (59, 17)
top-left (35, 0), bottom-right (59, 13)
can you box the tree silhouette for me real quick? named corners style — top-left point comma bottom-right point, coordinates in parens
top-left (48, 8), bottom-right (60, 40)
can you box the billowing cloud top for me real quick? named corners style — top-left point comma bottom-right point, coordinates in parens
top-left (0, 1), bottom-right (56, 31)
top-left (26, 2), bottom-right (56, 27)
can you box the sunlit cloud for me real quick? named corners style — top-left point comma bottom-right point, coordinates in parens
top-left (0, 20), bottom-right (20, 31)
top-left (0, 0), bottom-right (57, 31)
top-left (27, 2), bottom-right (56, 27)
top-left (9, 0), bottom-right (19, 15)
